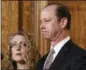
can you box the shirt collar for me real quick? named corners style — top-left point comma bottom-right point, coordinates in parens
top-left (51, 36), bottom-right (70, 54)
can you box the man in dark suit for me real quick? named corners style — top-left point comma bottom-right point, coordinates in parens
top-left (36, 3), bottom-right (86, 70)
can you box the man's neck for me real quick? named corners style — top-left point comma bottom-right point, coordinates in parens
top-left (51, 30), bottom-right (69, 47)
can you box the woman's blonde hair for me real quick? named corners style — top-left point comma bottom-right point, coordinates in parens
top-left (6, 31), bottom-right (40, 70)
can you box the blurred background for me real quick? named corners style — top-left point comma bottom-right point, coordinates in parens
top-left (1, 0), bottom-right (86, 64)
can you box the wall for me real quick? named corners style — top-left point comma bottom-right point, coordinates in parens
top-left (2, 1), bottom-right (86, 57)
top-left (48, 1), bottom-right (86, 49)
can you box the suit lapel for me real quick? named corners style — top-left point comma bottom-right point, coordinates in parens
top-left (49, 40), bottom-right (73, 70)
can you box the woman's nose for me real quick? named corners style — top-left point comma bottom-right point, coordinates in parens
top-left (16, 45), bottom-right (21, 51)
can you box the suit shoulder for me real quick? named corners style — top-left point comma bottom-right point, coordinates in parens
top-left (70, 42), bottom-right (86, 56)
top-left (38, 53), bottom-right (48, 62)
top-left (36, 53), bottom-right (48, 70)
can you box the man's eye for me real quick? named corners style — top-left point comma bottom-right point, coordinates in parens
top-left (45, 20), bottom-right (51, 22)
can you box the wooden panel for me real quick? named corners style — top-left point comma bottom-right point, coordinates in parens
top-left (34, 1), bottom-right (50, 56)
top-left (22, 1), bottom-right (34, 39)
top-left (2, 1), bottom-right (86, 57)
top-left (48, 1), bottom-right (86, 49)
top-left (2, 1), bottom-right (18, 54)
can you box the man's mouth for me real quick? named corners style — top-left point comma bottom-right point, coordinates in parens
top-left (41, 31), bottom-right (47, 34)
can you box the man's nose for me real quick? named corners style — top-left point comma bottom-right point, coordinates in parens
top-left (40, 23), bottom-right (45, 29)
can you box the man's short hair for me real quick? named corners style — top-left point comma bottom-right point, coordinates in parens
top-left (44, 3), bottom-right (71, 30)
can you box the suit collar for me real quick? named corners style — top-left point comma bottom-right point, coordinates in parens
top-left (52, 36), bottom-right (70, 61)
top-left (49, 40), bottom-right (73, 70)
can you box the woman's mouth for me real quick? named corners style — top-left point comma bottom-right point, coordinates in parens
top-left (16, 53), bottom-right (21, 55)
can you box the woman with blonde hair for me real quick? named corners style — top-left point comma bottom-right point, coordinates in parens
top-left (6, 31), bottom-right (40, 70)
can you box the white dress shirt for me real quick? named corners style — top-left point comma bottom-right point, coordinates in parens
top-left (50, 36), bottom-right (70, 62)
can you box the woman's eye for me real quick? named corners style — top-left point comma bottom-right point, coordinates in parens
top-left (23, 43), bottom-right (27, 47)
top-left (12, 43), bottom-right (16, 46)
top-left (10, 43), bottom-right (16, 48)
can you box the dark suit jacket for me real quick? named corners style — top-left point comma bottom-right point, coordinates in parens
top-left (36, 40), bottom-right (86, 70)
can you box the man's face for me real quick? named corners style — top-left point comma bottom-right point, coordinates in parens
top-left (40, 7), bottom-right (62, 40)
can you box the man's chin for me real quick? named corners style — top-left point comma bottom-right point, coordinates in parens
top-left (43, 36), bottom-right (54, 41)
top-left (43, 35), bottom-right (50, 40)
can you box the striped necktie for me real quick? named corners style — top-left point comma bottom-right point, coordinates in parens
top-left (43, 48), bottom-right (55, 70)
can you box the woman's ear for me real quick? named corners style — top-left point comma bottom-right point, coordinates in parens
top-left (8, 45), bottom-right (10, 49)
top-left (60, 18), bottom-right (68, 29)
top-left (8, 45), bottom-right (11, 51)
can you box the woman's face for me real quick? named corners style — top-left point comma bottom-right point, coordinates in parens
top-left (11, 35), bottom-right (28, 62)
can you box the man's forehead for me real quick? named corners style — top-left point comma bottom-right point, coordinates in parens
top-left (42, 5), bottom-right (57, 12)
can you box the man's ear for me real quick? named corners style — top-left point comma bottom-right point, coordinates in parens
top-left (60, 18), bottom-right (68, 29)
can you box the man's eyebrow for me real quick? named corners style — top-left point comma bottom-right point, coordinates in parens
top-left (42, 17), bottom-right (52, 20)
